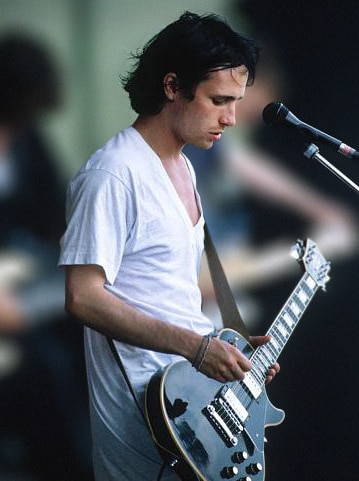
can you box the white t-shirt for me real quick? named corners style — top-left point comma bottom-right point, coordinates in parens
top-left (58, 126), bottom-right (214, 481)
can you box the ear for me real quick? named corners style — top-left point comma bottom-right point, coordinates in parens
top-left (163, 73), bottom-right (178, 101)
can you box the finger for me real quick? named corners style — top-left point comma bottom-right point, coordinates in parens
top-left (265, 364), bottom-right (280, 384)
top-left (249, 335), bottom-right (271, 347)
top-left (267, 368), bottom-right (276, 378)
top-left (236, 350), bottom-right (252, 371)
top-left (219, 363), bottom-right (248, 382)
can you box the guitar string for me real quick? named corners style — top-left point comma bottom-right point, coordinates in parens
top-left (231, 273), bottom-right (318, 402)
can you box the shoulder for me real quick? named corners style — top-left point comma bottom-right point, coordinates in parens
top-left (77, 127), bottom-right (152, 185)
top-left (66, 128), bottom-right (152, 206)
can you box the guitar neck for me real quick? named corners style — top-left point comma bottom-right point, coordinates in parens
top-left (251, 272), bottom-right (319, 385)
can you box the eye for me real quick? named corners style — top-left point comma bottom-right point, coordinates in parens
top-left (212, 97), bottom-right (228, 106)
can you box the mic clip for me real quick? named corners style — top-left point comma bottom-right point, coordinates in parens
top-left (304, 143), bottom-right (359, 195)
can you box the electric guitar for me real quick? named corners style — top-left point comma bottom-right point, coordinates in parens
top-left (145, 238), bottom-right (331, 481)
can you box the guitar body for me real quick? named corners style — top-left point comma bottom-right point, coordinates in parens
top-left (146, 329), bottom-right (285, 481)
top-left (146, 239), bottom-right (330, 481)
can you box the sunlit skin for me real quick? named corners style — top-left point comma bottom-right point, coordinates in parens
top-left (168, 66), bottom-right (249, 150)
top-left (66, 65), bottom-right (280, 384)
top-left (166, 67), bottom-right (280, 381)
top-left (133, 66), bottom-right (250, 162)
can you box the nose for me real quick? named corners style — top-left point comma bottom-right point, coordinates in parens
top-left (219, 103), bottom-right (236, 127)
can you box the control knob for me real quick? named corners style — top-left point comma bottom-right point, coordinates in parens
top-left (247, 462), bottom-right (263, 475)
top-left (221, 465), bottom-right (239, 478)
top-left (232, 451), bottom-right (249, 464)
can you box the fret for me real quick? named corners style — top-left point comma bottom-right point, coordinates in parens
top-left (271, 329), bottom-right (285, 350)
top-left (254, 360), bottom-right (268, 378)
top-left (293, 293), bottom-right (305, 311)
top-left (285, 307), bottom-right (297, 328)
top-left (297, 288), bottom-right (309, 305)
top-left (249, 368), bottom-right (262, 386)
top-left (277, 323), bottom-right (289, 339)
top-left (301, 281), bottom-right (312, 297)
top-left (254, 273), bottom-right (325, 382)
top-left (257, 354), bottom-right (270, 372)
top-left (269, 334), bottom-right (281, 353)
top-left (303, 278), bottom-right (318, 300)
top-left (305, 275), bottom-right (317, 290)
top-left (289, 301), bottom-right (301, 318)
top-left (261, 346), bottom-right (276, 366)
top-left (272, 326), bottom-right (286, 347)
top-left (245, 239), bottom-right (330, 387)
top-left (268, 336), bottom-right (280, 355)
top-left (282, 311), bottom-right (295, 328)
top-left (263, 341), bottom-right (277, 361)
top-left (302, 274), bottom-right (317, 293)
top-left (279, 315), bottom-right (294, 333)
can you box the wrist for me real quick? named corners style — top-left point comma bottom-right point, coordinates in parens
top-left (191, 334), bottom-right (212, 371)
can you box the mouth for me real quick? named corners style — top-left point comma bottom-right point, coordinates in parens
top-left (210, 132), bottom-right (223, 141)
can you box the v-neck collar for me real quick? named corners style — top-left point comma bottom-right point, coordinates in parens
top-left (129, 126), bottom-right (204, 229)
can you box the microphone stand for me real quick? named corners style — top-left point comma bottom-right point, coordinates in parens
top-left (303, 143), bottom-right (359, 195)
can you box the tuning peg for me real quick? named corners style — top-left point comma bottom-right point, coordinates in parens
top-left (290, 239), bottom-right (305, 261)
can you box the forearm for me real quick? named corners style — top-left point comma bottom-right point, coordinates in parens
top-left (65, 265), bottom-right (263, 384)
top-left (65, 265), bottom-right (202, 363)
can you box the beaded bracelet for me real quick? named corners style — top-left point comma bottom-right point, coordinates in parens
top-left (192, 334), bottom-right (212, 371)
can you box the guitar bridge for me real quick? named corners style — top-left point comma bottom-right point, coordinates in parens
top-left (203, 386), bottom-right (248, 447)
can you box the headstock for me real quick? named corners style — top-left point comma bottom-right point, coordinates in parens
top-left (290, 238), bottom-right (331, 290)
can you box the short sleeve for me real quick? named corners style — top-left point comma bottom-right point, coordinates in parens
top-left (58, 169), bottom-right (134, 284)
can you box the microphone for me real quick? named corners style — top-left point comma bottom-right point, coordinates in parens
top-left (262, 101), bottom-right (359, 159)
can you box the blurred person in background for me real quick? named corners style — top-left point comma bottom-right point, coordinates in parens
top-left (185, 47), bottom-right (358, 327)
top-left (0, 34), bottom-right (93, 481)
top-left (203, 2), bottom-right (359, 479)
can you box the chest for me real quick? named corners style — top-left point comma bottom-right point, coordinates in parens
top-left (163, 160), bottom-right (201, 227)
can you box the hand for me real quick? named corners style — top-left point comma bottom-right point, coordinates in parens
top-left (198, 335), bottom-right (252, 383)
top-left (195, 334), bottom-right (280, 385)
top-left (249, 335), bottom-right (280, 384)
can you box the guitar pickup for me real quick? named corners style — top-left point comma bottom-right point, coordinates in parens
top-left (222, 386), bottom-right (249, 422)
top-left (204, 386), bottom-right (248, 447)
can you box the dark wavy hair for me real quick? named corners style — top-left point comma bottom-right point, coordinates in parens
top-left (122, 11), bottom-right (259, 115)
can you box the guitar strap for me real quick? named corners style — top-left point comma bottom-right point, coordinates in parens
top-left (105, 222), bottom-right (250, 479)
top-left (203, 223), bottom-right (250, 341)
top-left (106, 337), bottom-right (149, 425)
top-left (106, 338), bottom-right (168, 480)
top-left (106, 223), bottom-right (250, 431)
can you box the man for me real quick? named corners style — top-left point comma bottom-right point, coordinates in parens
top-left (59, 11), bottom-right (279, 481)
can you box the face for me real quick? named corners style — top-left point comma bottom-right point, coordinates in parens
top-left (167, 66), bottom-right (249, 149)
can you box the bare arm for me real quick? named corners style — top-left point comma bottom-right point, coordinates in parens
top-left (65, 264), bottom-right (199, 356)
top-left (199, 144), bottom-right (358, 295)
top-left (227, 145), bottom-right (356, 226)
top-left (65, 264), bottom-right (273, 383)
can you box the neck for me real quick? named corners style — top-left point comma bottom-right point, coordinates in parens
top-left (133, 114), bottom-right (183, 166)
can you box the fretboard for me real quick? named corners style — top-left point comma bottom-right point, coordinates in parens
top-left (250, 272), bottom-right (319, 386)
